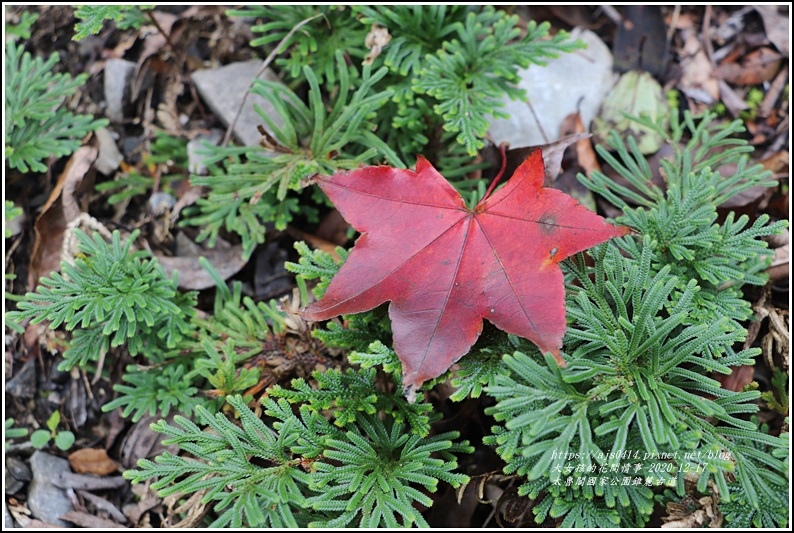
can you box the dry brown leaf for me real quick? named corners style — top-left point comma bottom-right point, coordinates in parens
top-left (60, 511), bottom-right (125, 528)
top-left (717, 79), bottom-right (749, 116)
top-left (119, 414), bottom-right (179, 470)
top-left (767, 241), bottom-right (789, 283)
top-left (678, 30), bottom-right (719, 103)
top-left (505, 132), bottom-right (590, 188)
top-left (156, 239), bottom-right (248, 290)
top-left (564, 112), bottom-right (601, 177)
top-left (28, 145), bottom-right (97, 289)
top-left (717, 364), bottom-right (755, 393)
top-left (363, 24), bottom-right (391, 65)
top-left (132, 11), bottom-right (178, 99)
top-left (715, 47), bottom-right (782, 86)
top-left (68, 448), bottom-right (119, 476)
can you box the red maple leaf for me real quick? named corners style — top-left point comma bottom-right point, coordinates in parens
top-left (301, 150), bottom-right (629, 391)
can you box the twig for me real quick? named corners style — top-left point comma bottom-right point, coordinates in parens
top-left (702, 5), bottom-right (716, 68)
top-left (759, 66), bottom-right (789, 118)
top-left (221, 14), bottom-right (323, 147)
top-left (600, 5), bottom-right (623, 25)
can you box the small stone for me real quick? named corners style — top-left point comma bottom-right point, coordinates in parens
top-left (187, 129), bottom-right (224, 175)
top-left (148, 192), bottom-right (177, 216)
top-left (27, 451), bottom-right (73, 527)
top-left (5, 357), bottom-right (36, 400)
top-left (104, 59), bottom-right (136, 123)
top-left (192, 60), bottom-right (284, 146)
top-left (94, 127), bottom-right (124, 175)
top-left (488, 28), bottom-right (617, 149)
top-left (5, 455), bottom-right (32, 495)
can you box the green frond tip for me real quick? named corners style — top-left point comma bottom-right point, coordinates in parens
top-left (8, 228), bottom-right (195, 377)
top-left (4, 41), bottom-right (108, 172)
top-left (413, 7), bottom-right (583, 155)
top-left (73, 5), bottom-right (153, 40)
top-left (125, 393), bottom-right (472, 527)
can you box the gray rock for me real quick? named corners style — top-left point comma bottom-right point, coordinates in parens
top-left (27, 451), bottom-right (73, 527)
top-left (5, 455), bottom-right (32, 495)
top-left (104, 59), bottom-right (136, 123)
top-left (5, 357), bottom-right (36, 399)
top-left (94, 127), bottom-right (124, 175)
top-left (192, 60), bottom-right (284, 147)
top-left (187, 129), bottom-right (223, 175)
top-left (488, 28), bottom-right (617, 149)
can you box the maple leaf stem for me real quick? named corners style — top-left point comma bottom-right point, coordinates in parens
top-left (481, 143), bottom-right (509, 202)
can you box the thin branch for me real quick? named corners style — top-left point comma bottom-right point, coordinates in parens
top-left (221, 14), bottom-right (323, 147)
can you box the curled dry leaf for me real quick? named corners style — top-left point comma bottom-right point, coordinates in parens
top-left (28, 145), bottom-right (97, 289)
top-left (504, 132), bottom-right (590, 188)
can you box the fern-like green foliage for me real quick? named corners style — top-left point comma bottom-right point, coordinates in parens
top-left (4, 41), bottom-right (108, 172)
top-left (355, 6), bottom-right (583, 159)
top-left (126, 393), bottom-right (472, 527)
top-left (72, 4), bottom-right (152, 40)
top-left (413, 9), bottom-right (583, 155)
top-left (182, 52), bottom-right (400, 260)
top-left (103, 363), bottom-right (201, 422)
top-left (8, 231), bottom-right (299, 423)
top-left (579, 111), bottom-right (787, 329)
top-left (8, 229), bottom-right (195, 370)
top-left (5, 200), bottom-right (23, 238)
top-left (272, 367), bottom-right (434, 436)
top-left (5, 10), bottom-right (39, 40)
top-left (231, 5), bottom-right (368, 89)
top-left (483, 238), bottom-right (788, 527)
top-left (304, 414), bottom-right (471, 527)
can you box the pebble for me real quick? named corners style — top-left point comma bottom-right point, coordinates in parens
top-left (27, 451), bottom-right (74, 527)
top-left (488, 28), bottom-right (617, 148)
top-left (5, 357), bottom-right (36, 400)
top-left (5, 455), bottom-right (32, 495)
top-left (104, 59), bottom-right (136, 123)
top-left (192, 60), bottom-right (284, 147)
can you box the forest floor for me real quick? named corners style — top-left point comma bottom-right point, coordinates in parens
top-left (3, 5), bottom-right (790, 528)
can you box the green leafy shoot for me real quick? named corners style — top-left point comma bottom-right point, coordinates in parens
top-left (73, 5), bottom-right (153, 40)
top-left (4, 41), bottom-right (108, 172)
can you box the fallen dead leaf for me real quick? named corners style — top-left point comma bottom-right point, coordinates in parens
top-left (132, 11), bottom-right (178, 100)
top-left (60, 511), bottom-right (125, 528)
top-left (119, 414), bottom-right (179, 470)
top-left (716, 79), bottom-right (749, 116)
top-left (717, 364), bottom-right (755, 393)
top-left (678, 29), bottom-right (719, 103)
top-left (28, 145), bottom-right (97, 289)
top-left (561, 112), bottom-right (601, 177)
top-left (68, 448), bottom-right (119, 476)
top-left (156, 237), bottom-right (248, 290)
top-left (715, 47), bottom-right (782, 86)
top-left (753, 5), bottom-right (790, 56)
top-left (363, 24), bottom-right (391, 65)
top-left (505, 132), bottom-right (590, 187)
